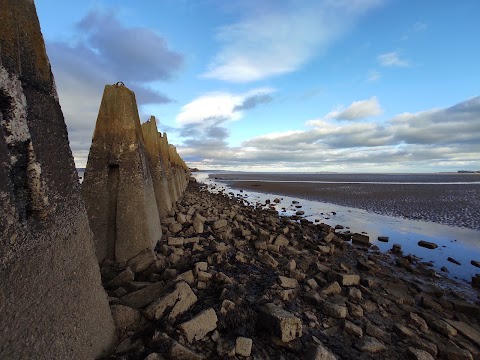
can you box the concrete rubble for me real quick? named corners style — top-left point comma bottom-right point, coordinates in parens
top-left (99, 181), bottom-right (480, 359)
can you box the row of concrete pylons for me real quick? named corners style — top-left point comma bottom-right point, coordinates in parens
top-left (82, 83), bottom-right (190, 265)
top-left (0, 1), bottom-right (189, 358)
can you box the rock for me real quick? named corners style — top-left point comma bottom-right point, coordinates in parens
top-left (348, 288), bottom-right (362, 302)
top-left (111, 305), bottom-right (143, 332)
top-left (407, 347), bottom-right (435, 360)
top-left (440, 343), bottom-right (473, 360)
top-left (356, 336), bottom-right (386, 353)
top-left (197, 271), bottom-right (212, 282)
top-left (471, 260), bottom-right (480, 268)
top-left (344, 320), bottom-right (363, 337)
top-left (323, 302), bottom-right (347, 319)
top-left (107, 268), bottom-right (135, 289)
top-left (324, 233), bottom-right (336, 243)
top-left (306, 278), bottom-right (319, 290)
top-left (274, 234), bottom-right (289, 247)
top-left (305, 343), bottom-right (338, 360)
top-left (446, 320), bottom-right (480, 347)
top-left (145, 281), bottom-right (197, 321)
top-left (447, 257), bottom-right (461, 265)
top-left (365, 323), bottom-right (391, 344)
top-left (258, 252), bottom-right (279, 268)
top-left (168, 237), bottom-right (184, 247)
top-left (392, 243), bottom-right (402, 253)
top-left (179, 308), bottom-right (218, 343)
top-left (278, 276), bottom-right (299, 289)
top-left (409, 312), bottom-right (428, 332)
top-left (127, 250), bottom-right (156, 273)
top-left (144, 353), bottom-right (163, 360)
top-left (471, 276), bottom-right (480, 289)
top-left (348, 303), bottom-right (364, 318)
top-left (285, 259), bottom-right (297, 272)
top-left (177, 270), bottom-right (195, 285)
top-left (377, 236), bottom-right (389, 242)
top-left (213, 219), bottom-right (228, 230)
top-left (153, 332), bottom-right (204, 360)
top-left (169, 222), bottom-right (183, 234)
top-left (418, 240), bottom-right (438, 249)
top-left (259, 303), bottom-right (302, 342)
top-left (321, 281), bottom-right (342, 295)
top-left (177, 213), bottom-right (187, 224)
top-left (296, 211), bottom-right (305, 216)
top-left (431, 319), bottom-right (457, 337)
top-left (352, 233), bottom-right (370, 246)
top-left (235, 337), bottom-right (253, 357)
top-left (357, 259), bottom-right (372, 272)
top-left (120, 282), bottom-right (165, 308)
top-left (328, 272), bottom-right (360, 286)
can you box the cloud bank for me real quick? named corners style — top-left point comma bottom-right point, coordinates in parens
top-left (180, 96), bottom-right (480, 172)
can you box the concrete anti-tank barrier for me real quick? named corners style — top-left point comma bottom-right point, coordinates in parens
top-left (0, 1), bottom-right (116, 358)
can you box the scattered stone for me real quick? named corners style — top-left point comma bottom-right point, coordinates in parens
top-left (278, 276), bottom-right (299, 289)
top-left (107, 268), bottom-right (135, 289)
top-left (179, 308), bottom-right (218, 343)
top-left (127, 250), bottom-right (156, 273)
top-left (407, 347), bottom-right (435, 360)
top-left (377, 236), bottom-right (389, 242)
top-left (471, 260), bottom-right (480, 268)
top-left (145, 281), bottom-right (197, 321)
top-left (328, 272), bottom-right (360, 286)
top-left (344, 320), bottom-right (363, 337)
top-left (431, 319), bottom-right (457, 337)
top-left (321, 281), bottom-right (342, 296)
top-left (323, 302), bottom-right (348, 319)
top-left (111, 305), bottom-right (143, 332)
top-left (305, 343), bottom-right (338, 360)
top-left (259, 303), bottom-right (302, 342)
top-left (365, 323), bottom-right (391, 344)
top-left (418, 240), bottom-right (438, 249)
top-left (352, 233), bottom-right (370, 246)
top-left (213, 219), bottom-right (228, 230)
top-left (235, 337), bottom-right (253, 357)
top-left (356, 336), bottom-right (386, 353)
top-left (447, 257), bottom-right (461, 265)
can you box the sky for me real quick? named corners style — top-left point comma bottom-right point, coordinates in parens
top-left (35, 0), bottom-right (480, 173)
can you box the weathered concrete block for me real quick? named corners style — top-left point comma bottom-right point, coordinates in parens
top-left (259, 303), bottom-right (302, 342)
top-left (0, 1), bottom-right (116, 357)
top-left (82, 83), bottom-right (162, 264)
top-left (178, 308), bottom-right (218, 343)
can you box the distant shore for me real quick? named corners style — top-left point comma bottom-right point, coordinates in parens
top-left (212, 173), bottom-right (480, 231)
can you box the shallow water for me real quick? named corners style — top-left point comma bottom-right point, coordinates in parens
top-left (193, 172), bottom-right (480, 284)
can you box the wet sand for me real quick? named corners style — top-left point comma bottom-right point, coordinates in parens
top-left (213, 173), bottom-right (480, 231)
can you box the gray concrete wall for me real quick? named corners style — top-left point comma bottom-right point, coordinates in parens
top-left (0, 1), bottom-right (116, 358)
top-left (82, 84), bottom-right (162, 264)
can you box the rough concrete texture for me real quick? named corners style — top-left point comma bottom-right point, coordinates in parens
top-left (141, 116), bottom-right (173, 218)
top-left (0, 1), bottom-right (116, 358)
top-left (159, 133), bottom-right (179, 203)
top-left (82, 83), bottom-right (162, 264)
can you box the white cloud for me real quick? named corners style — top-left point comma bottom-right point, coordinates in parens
top-left (307, 97), bottom-right (382, 125)
top-left (202, 0), bottom-right (383, 82)
top-left (378, 51), bottom-right (410, 67)
top-left (175, 88), bottom-right (275, 125)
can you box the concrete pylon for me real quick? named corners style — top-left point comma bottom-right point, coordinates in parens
top-left (141, 116), bottom-right (173, 218)
top-left (0, 1), bottom-right (116, 358)
top-left (82, 84), bottom-right (162, 264)
top-left (159, 132), bottom-right (178, 202)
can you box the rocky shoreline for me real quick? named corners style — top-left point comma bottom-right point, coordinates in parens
top-left (101, 181), bottom-right (480, 359)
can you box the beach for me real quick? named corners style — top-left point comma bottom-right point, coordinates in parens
top-left (212, 173), bottom-right (480, 231)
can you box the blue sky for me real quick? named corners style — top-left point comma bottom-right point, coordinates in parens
top-left (35, 0), bottom-right (480, 172)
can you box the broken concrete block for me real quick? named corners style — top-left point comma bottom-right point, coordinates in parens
top-left (258, 303), bottom-right (302, 342)
top-left (179, 308), bottom-right (218, 343)
top-left (235, 337), bottom-right (253, 357)
top-left (144, 281), bottom-right (197, 321)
